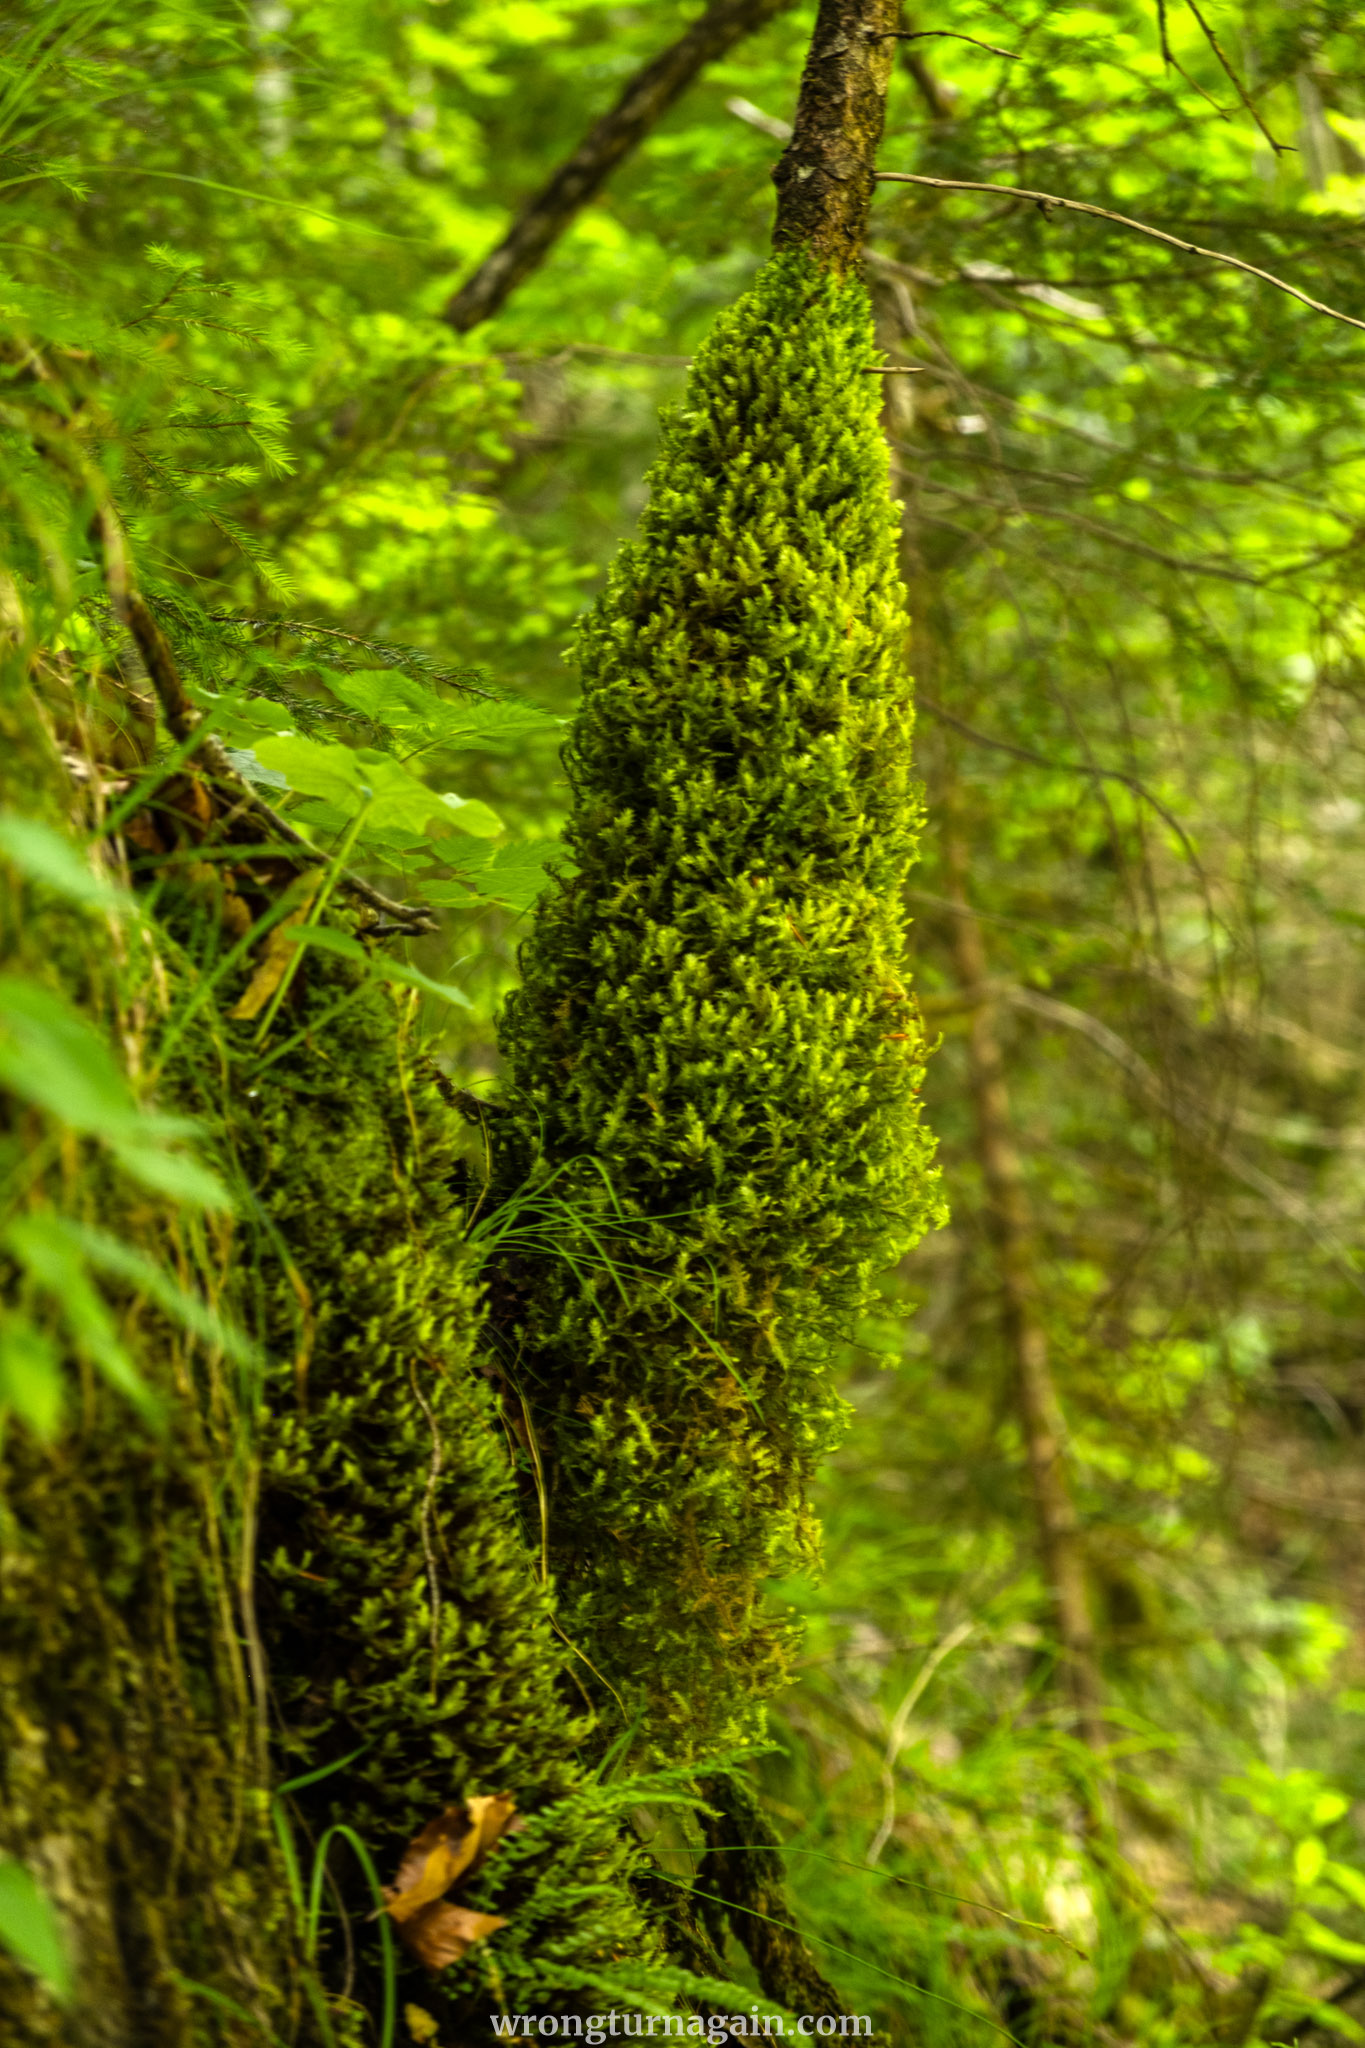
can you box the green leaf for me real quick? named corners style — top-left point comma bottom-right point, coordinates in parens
top-left (428, 840), bottom-right (559, 912)
top-left (1297, 1913), bottom-right (1365, 1965)
top-left (0, 1315), bottom-right (64, 1438)
top-left (0, 812), bottom-right (127, 913)
top-left (1325, 1862), bottom-right (1365, 1913)
top-left (427, 793), bottom-right (503, 838)
top-left (1297, 1838), bottom-right (1328, 1889)
top-left (251, 731), bottom-right (371, 810)
top-left (374, 959), bottom-right (474, 1009)
top-left (4, 1213), bottom-right (163, 1431)
top-left (0, 977), bottom-right (231, 1209)
top-left (251, 734), bottom-right (502, 837)
top-left (321, 669), bottom-right (561, 749)
top-left (0, 1858), bottom-right (72, 2005)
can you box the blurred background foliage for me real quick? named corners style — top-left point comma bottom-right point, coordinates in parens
top-left (6, 0), bottom-right (1365, 2040)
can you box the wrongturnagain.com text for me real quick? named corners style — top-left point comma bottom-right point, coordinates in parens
top-left (490, 2015), bottom-right (873, 2043)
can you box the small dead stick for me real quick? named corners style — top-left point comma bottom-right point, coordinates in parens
top-left (875, 172), bottom-right (1365, 334)
top-left (91, 502), bottom-right (437, 934)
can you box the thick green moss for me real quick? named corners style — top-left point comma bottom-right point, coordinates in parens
top-left (231, 962), bottom-right (670, 2025)
top-left (497, 250), bottom-right (943, 1753)
top-left (0, 704), bottom-right (671, 2038)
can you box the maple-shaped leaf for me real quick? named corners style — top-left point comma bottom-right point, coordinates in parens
top-left (383, 1793), bottom-right (517, 1969)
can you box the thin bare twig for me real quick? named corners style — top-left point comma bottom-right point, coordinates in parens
top-left (1184, 0), bottom-right (1292, 155)
top-left (874, 173), bottom-right (1365, 333)
top-left (866, 1622), bottom-right (975, 1866)
top-left (1005, 987), bottom-right (1365, 1299)
top-left (868, 30), bottom-right (1018, 58)
top-left (408, 1361), bottom-right (445, 1704)
top-left (915, 693), bottom-right (1204, 874)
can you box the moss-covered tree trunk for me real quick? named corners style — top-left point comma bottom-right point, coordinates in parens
top-left (494, 0), bottom-right (940, 1757)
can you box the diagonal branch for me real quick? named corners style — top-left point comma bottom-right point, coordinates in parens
top-left (1183, 0), bottom-right (1291, 156)
top-left (88, 501), bottom-right (437, 934)
top-left (443, 0), bottom-right (796, 333)
top-left (874, 172), bottom-right (1365, 333)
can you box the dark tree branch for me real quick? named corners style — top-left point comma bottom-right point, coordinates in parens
top-left (874, 172), bottom-right (1365, 332)
top-left (771, 0), bottom-right (901, 271)
top-left (442, 0), bottom-right (796, 333)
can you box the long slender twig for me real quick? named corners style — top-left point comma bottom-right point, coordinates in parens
top-left (866, 1621), bottom-right (975, 1866)
top-left (874, 173), bottom-right (1365, 333)
top-left (867, 30), bottom-right (1018, 59)
top-left (915, 693), bottom-right (1203, 873)
top-left (1183, 0), bottom-right (1291, 156)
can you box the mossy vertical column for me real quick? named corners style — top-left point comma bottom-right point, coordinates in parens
top-left (495, 0), bottom-right (940, 1754)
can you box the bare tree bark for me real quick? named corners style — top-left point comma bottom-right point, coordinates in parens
top-left (942, 812), bottom-right (1106, 1751)
top-left (443, 0), bottom-right (796, 333)
top-left (771, 0), bottom-right (901, 270)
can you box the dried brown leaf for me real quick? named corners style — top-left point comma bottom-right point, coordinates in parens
top-left (382, 1792), bottom-right (518, 1938)
top-left (402, 1901), bottom-right (508, 1971)
top-left (383, 1807), bottom-right (479, 1924)
top-left (229, 875), bottom-right (321, 1021)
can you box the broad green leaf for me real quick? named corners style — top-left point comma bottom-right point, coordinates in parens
top-left (0, 1858), bottom-right (71, 2005)
top-left (252, 734), bottom-right (502, 837)
top-left (1297, 1913), bottom-right (1365, 1965)
top-left (0, 812), bottom-right (127, 913)
top-left (251, 731), bottom-right (371, 810)
top-left (222, 745), bottom-right (289, 790)
top-left (428, 793), bottom-right (503, 838)
top-left (374, 959), bottom-right (474, 1009)
top-left (321, 669), bottom-right (561, 749)
top-left (0, 977), bottom-right (230, 1209)
top-left (4, 1212), bottom-right (163, 1431)
top-left (425, 841), bottom-right (559, 912)
top-left (0, 1314), bottom-right (63, 1437)
top-left (1296, 1838), bottom-right (1327, 1888)
top-left (321, 667), bottom-right (436, 726)
top-left (439, 699), bottom-right (564, 745)
top-left (1326, 1862), bottom-right (1365, 1913)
